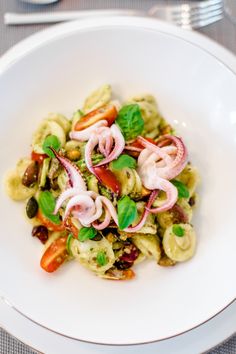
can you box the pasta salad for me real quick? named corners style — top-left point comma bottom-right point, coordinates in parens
top-left (5, 85), bottom-right (199, 280)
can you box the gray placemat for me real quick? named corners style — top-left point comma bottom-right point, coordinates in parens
top-left (0, 1), bottom-right (236, 353)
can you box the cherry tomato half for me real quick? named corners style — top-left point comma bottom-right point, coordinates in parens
top-left (31, 151), bottom-right (48, 164)
top-left (37, 210), bottom-right (65, 232)
top-left (40, 236), bottom-right (68, 273)
top-left (74, 104), bottom-right (117, 131)
top-left (130, 137), bottom-right (156, 150)
top-left (93, 166), bottom-right (121, 195)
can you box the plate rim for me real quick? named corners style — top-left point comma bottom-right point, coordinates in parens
top-left (0, 15), bottom-right (236, 346)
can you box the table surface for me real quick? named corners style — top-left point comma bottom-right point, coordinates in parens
top-left (0, 0), bottom-right (236, 353)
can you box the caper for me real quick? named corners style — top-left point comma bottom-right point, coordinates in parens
top-left (22, 161), bottom-right (39, 187)
top-left (26, 197), bottom-right (38, 219)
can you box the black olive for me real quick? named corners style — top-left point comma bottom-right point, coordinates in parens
top-left (32, 225), bottom-right (48, 244)
top-left (22, 162), bottom-right (39, 187)
top-left (26, 197), bottom-right (38, 219)
top-left (189, 196), bottom-right (195, 207)
top-left (114, 260), bottom-right (133, 270)
top-left (91, 233), bottom-right (103, 241)
top-left (40, 177), bottom-right (51, 191)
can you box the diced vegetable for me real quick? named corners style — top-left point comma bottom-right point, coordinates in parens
top-left (36, 210), bottom-right (64, 232)
top-left (74, 104), bottom-right (117, 131)
top-left (40, 236), bottom-right (68, 273)
top-left (94, 166), bottom-right (121, 195)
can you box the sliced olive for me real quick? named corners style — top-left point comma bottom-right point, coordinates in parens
top-left (114, 260), bottom-right (133, 270)
top-left (91, 233), bottom-right (103, 241)
top-left (26, 197), bottom-right (38, 219)
top-left (32, 225), bottom-right (48, 244)
top-left (22, 161), bottom-right (39, 187)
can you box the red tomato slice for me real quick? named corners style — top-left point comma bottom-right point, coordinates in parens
top-left (93, 166), bottom-right (121, 195)
top-left (37, 211), bottom-right (65, 232)
top-left (131, 137), bottom-right (156, 149)
top-left (74, 104), bottom-right (117, 131)
top-left (31, 151), bottom-right (48, 164)
top-left (40, 236), bottom-right (68, 273)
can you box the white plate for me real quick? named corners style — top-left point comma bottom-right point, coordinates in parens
top-left (0, 297), bottom-right (235, 354)
top-left (0, 17), bottom-right (236, 345)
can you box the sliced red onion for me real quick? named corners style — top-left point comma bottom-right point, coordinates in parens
top-left (51, 148), bottom-right (86, 190)
top-left (69, 120), bottom-right (107, 141)
top-left (146, 179), bottom-right (178, 213)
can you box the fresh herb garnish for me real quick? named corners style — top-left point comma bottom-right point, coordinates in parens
top-left (42, 135), bottom-right (60, 158)
top-left (38, 191), bottom-right (60, 224)
top-left (172, 224), bottom-right (185, 237)
top-left (171, 180), bottom-right (190, 199)
top-left (96, 251), bottom-right (108, 266)
top-left (116, 104), bottom-right (144, 141)
top-left (117, 196), bottom-right (137, 230)
top-left (111, 154), bottom-right (137, 170)
top-left (78, 227), bottom-right (97, 242)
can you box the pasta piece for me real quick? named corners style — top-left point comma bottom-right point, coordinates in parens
top-left (46, 113), bottom-right (71, 134)
top-left (32, 120), bottom-right (66, 153)
top-left (127, 94), bottom-right (162, 135)
top-left (70, 237), bottom-right (115, 275)
top-left (5, 158), bottom-right (37, 201)
top-left (163, 223), bottom-right (196, 262)
top-left (175, 164), bottom-right (200, 198)
top-left (132, 234), bottom-right (161, 262)
top-left (83, 84), bottom-right (112, 113)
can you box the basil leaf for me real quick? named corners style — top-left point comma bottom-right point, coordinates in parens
top-left (171, 180), bottom-right (190, 199)
top-left (43, 135), bottom-right (61, 158)
top-left (118, 196), bottom-right (137, 230)
top-left (116, 104), bottom-right (144, 141)
top-left (111, 154), bottom-right (137, 170)
top-left (78, 227), bottom-right (97, 242)
top-left (172, 224), bottom-right (185, 237)
top-left (38, 191), bottom-right (60, 224)
top-left (96, 251), bottom-right (108, 266)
